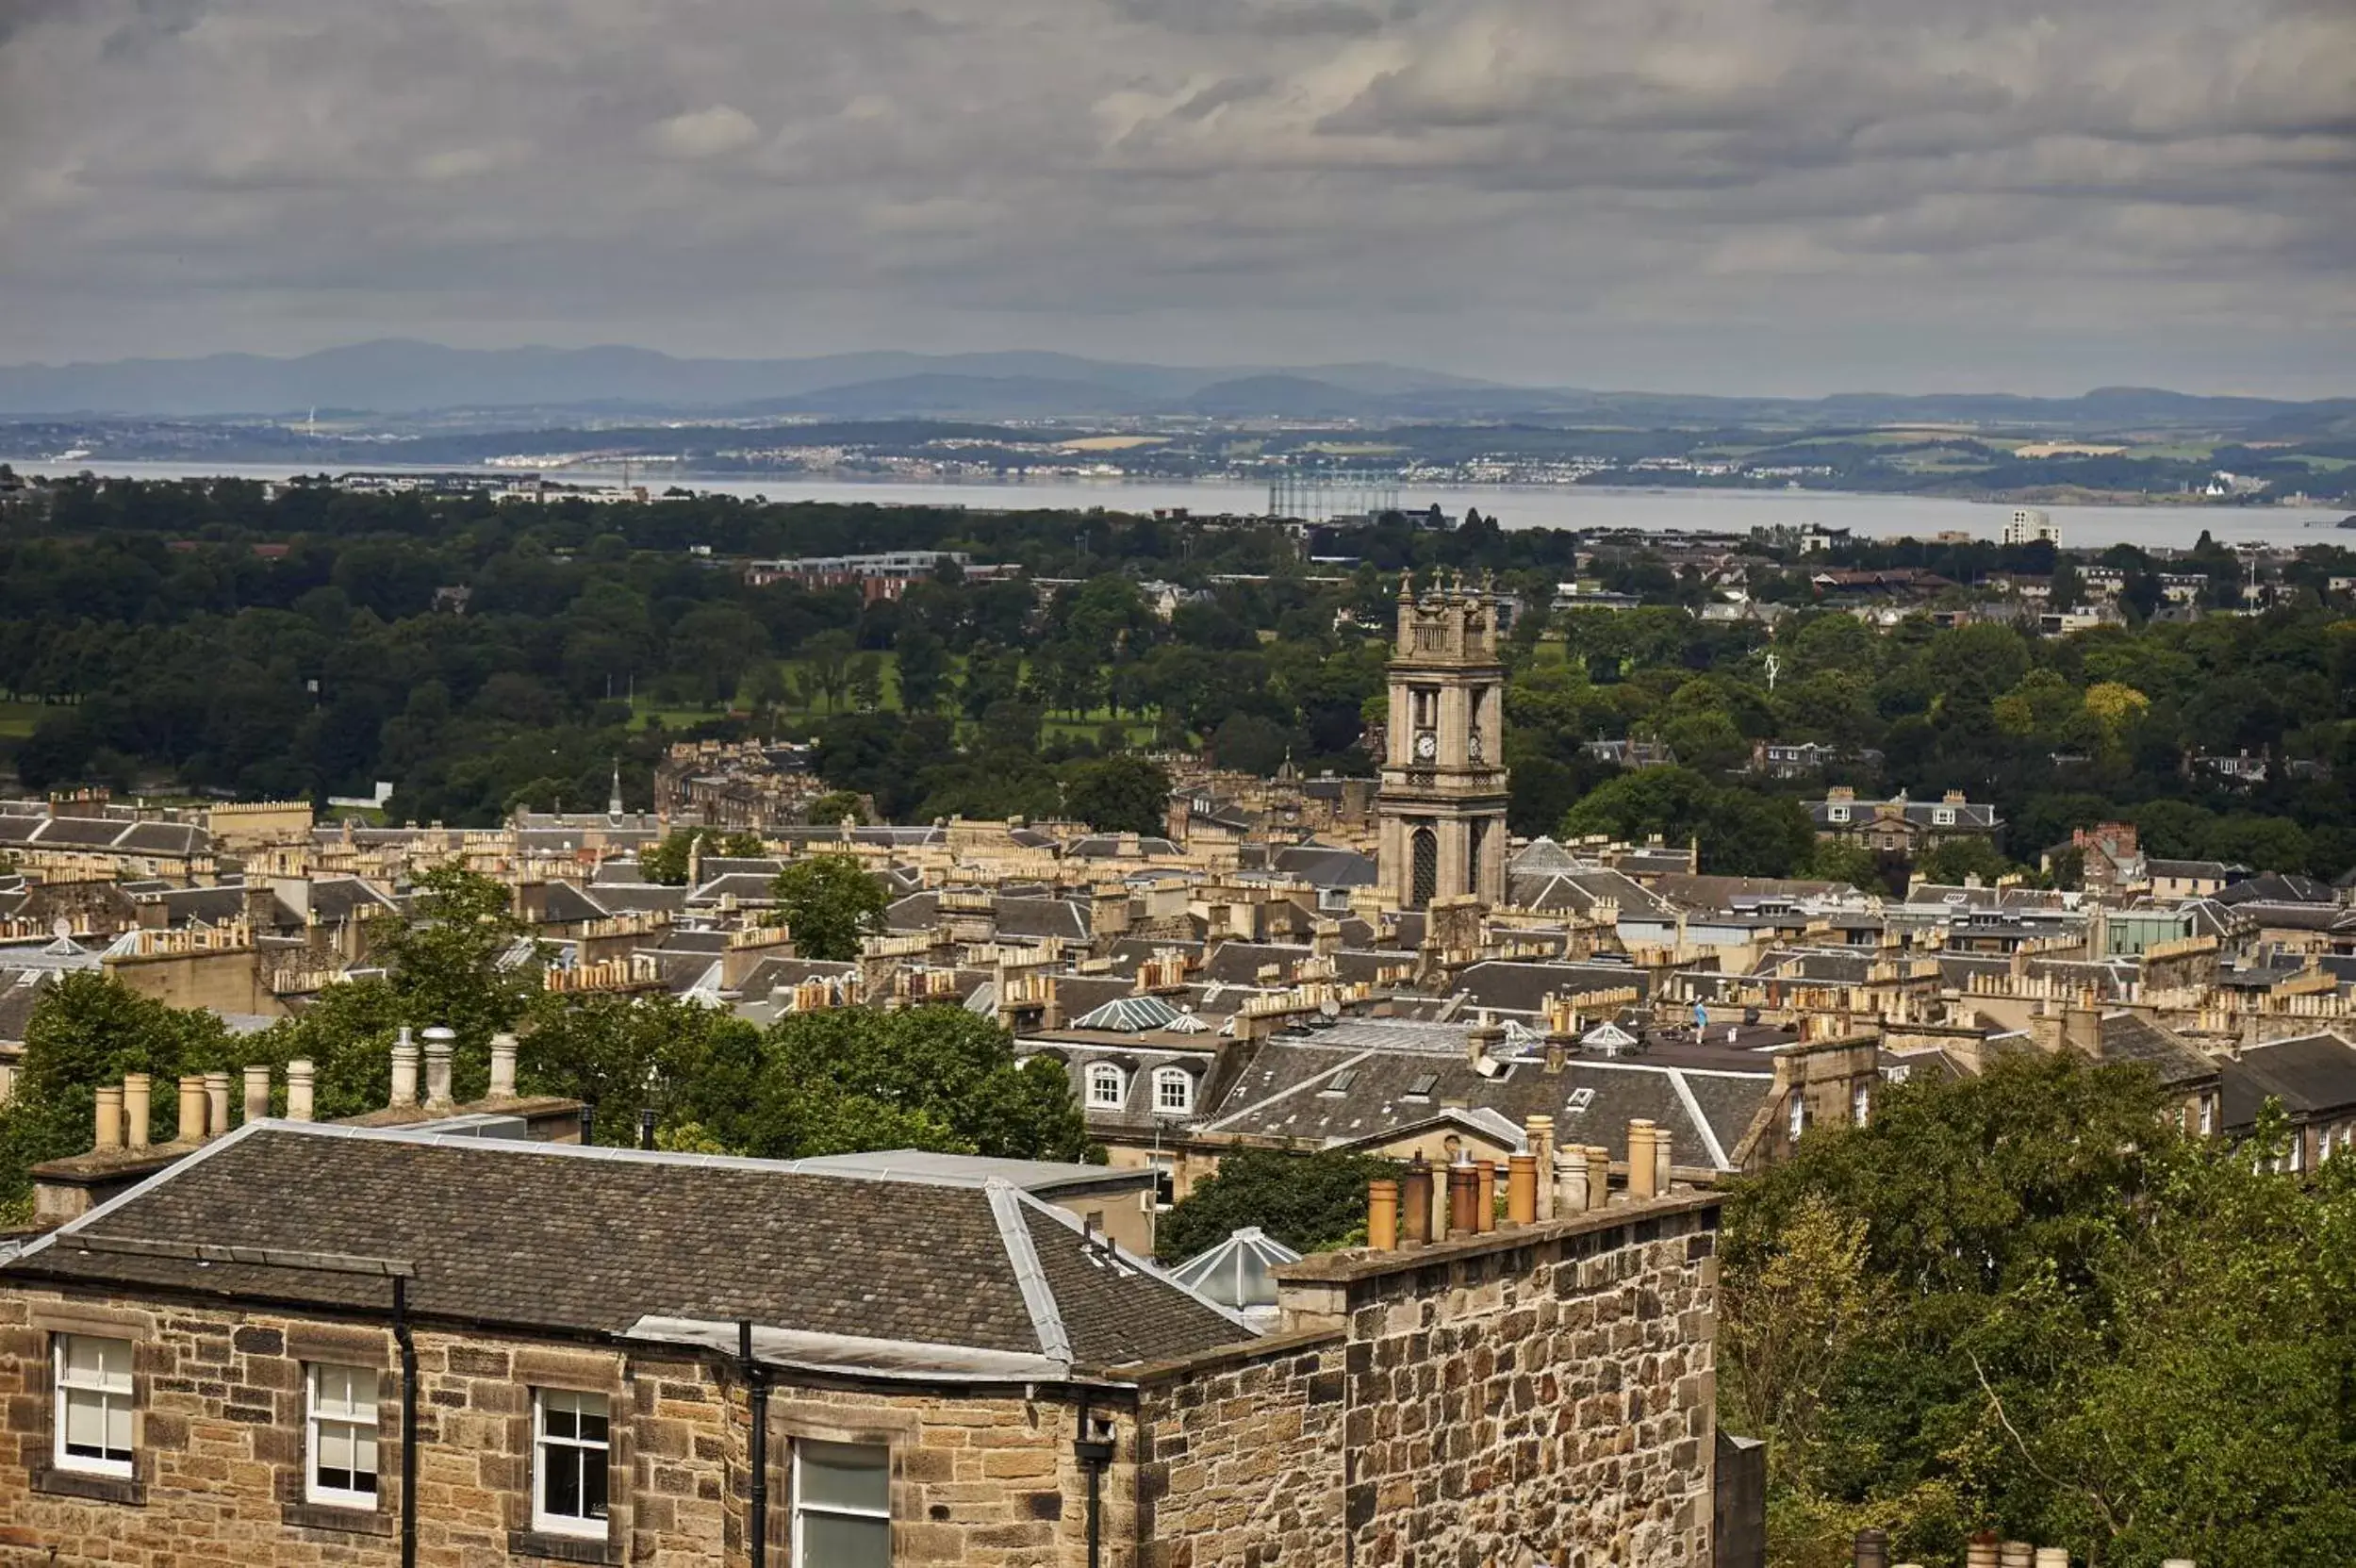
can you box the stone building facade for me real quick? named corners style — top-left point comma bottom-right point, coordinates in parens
top-left (0, 1119), bottom-right (1723, 1567)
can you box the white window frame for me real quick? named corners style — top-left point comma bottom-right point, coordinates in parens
top-left (1827, 804), bottom-right (1850, 824)
top-left (1933, 807), bottom-right (1957, 827)
top-left (53, 1334), bottom-right (134, 1477)
top-left (2198, 1097), bottom-right (2215, 1137)
top-left (1851, 1082), bottom-right (1870, 1128)
top-left (1153, 1066), bottom-right (1194, 1116)
top-left (305, 1363), bottom-right (381, 1509)
top-left (792, 1440), bottom-right (890, 1568)
top-left (1787, 1092), bottom-right (1805, 1142)
top-left (1086, 1064), bottom-right (1126, 1110)
top-left (532, 1388), bottom-right (612, 1539)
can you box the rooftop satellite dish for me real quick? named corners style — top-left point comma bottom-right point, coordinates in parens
top-left (51, 916), bottom-right (72, 943)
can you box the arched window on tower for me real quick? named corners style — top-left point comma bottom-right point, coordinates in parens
top-left (1410, 826), bottom-right (1438, 909)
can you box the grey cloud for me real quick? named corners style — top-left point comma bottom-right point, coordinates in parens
top-left (0, 0), bottom-right (2347, 393)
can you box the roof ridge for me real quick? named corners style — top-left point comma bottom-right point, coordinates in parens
top-left (984, 1179), bottom-right (1071, 1363)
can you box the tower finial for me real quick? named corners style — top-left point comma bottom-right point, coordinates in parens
top-left (608, 758), bottom-right (623, 818)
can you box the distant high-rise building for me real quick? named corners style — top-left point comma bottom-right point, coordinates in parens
top-left (2004, 507), bottom-right (2061, 546)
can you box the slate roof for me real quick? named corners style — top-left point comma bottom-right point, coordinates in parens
top-left (1452, 960), bottom-right (1651, 1015)
top-left (1194, 1035), bottom-right (1769, 1170)
top-left (1268, 845), bottom-right (1378, 890)
top-left (2093, 1012), bottom-right (2220, 1089)
top-left (2219, 1033), bottom-right (2356, 1131)
top-left (8, 1124), bottom-right (1249, 1371)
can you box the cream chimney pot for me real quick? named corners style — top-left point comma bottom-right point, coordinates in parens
top-left (390, 1027), bottom-right (420, 1108)
top-left (1627, 1119), bottom-right (1658, 1199)
top-left (1584, 1144), bottom-right (1609, 1210)
top-left (1554, 1148), bottom-right (1589, 1214)
top-left (94, 1085), bottom-right (124, 1151)
top-left (176, 1076), bottom-right (207, 1143)
top-left (287, 1059), bottom-right (316, 1122)
top-left (242, 1065), bottom-right (271, 1125)
top-left (421, 1026), bottom-right (456, 1109)
top-left (123, 1073), bottom-right (152, 1149)
top-left (489, 1032), bottom-right (519, 1100)
top-left (204, 1071), bottom-right (231, 1141)
top-left (1654, 1128), bottom-right (1673, 1195)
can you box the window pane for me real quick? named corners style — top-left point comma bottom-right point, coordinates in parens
top-left (544, 1400), bottom-right (577, 1440)
top-left (582, 1453), bottom-right (609, 1520)
top-left (64, 1390), bottom-right (105, 1451)
top-left (103, 1398), bottom-right (129, 1458)
top-left (353, 1426), bottom-right (379, 1478)
top-left (577, 1404), bottom-right (609, 1445)
top-left (66, 1335), bottom-right (131, 1391)
top-left (544, 1448), bottom-right (583, 1518)
top-left (320, 1423), bottom-right (353, 1473)
top-left (798, 1442), bottom-right (888, 1514)
top-left (799, 1512), bottom-right (889, 1567)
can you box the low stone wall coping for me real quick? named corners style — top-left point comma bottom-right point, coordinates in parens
top-left (1275, 1186), bottom-right (1722, 1286)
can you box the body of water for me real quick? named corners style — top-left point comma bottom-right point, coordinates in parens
top-left (8, 458), bottom-right (2348, 551)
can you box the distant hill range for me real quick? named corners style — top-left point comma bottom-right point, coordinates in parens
top-left (0, 339), bottom-right (2346, 434)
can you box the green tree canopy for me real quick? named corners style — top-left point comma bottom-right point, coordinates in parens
top-left (640, 827), bottom-right (768, 883)
top-left (1722, 1053), bottom-right (2356, 1567)
top-left (772, 853), bottom-right (890, 961)
top-left (676, 1005), bottom-right (1090, 1163)
top-left (1159, 1147), bottom-right (1400, 1263)
top-left (1060, 754), bottom-right (1172, 836)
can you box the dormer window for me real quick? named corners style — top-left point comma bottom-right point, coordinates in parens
top-left (1827, 805), bottom-right (1851, 824)
top-left (1933, 807), bottom-right (1957, 827)
top-left (1086, 1064), bottom-right (1127, 1109)
top-left (1153, 1066), bottom-right (1194, 1116)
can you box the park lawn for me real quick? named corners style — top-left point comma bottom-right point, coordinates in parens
top-left (0, 701), bottom-right (44, 738)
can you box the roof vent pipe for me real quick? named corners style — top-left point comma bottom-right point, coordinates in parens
top-left (123, 1074), bottom-right (151, 1150)
top-left (488, 1032), bottom-right (519, 1100)
top-left (389, 1027), bottom-right (420, 1109)
top-left (420, 1026), bottom-right (456, 1109)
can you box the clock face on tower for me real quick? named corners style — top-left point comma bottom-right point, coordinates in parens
top-left (1413, 730), bottom-right (1438, 761)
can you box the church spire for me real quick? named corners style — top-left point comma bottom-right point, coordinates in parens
top-left (607, 759), bottom-right (623, 818)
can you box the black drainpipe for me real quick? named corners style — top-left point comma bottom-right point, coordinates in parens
top-left (1073, 1393), bottom-right (1113, 1568)
top-left (393, 1273), bottom-right (418, 1568)
top-left (740, 1320), bottom-right (769, 1568)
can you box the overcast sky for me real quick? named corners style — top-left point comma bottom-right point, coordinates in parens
top-left (1, 0), bottom-right (2349, 395)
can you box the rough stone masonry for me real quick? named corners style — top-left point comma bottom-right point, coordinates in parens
top-left (1133, 1188), bottom-right (1722, 1568)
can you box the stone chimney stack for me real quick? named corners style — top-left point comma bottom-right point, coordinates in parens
top-left (123, 1074), bottom-right (151, 1149)
top-left (287, 1060), bottom-right (316, 1122)
top-left (420, 1026), bottom-right (456, 1109)
top-left (1627, 1119), bottom-right (1658, 1199)
top-left (489, 1032), bottom-right (519, 1100)
top-left (242, 1065), bottom-right (271, 1125)
top-left (204, 1072), bottom-right (230, 1140)
top-left (93, 1085), bottom-right (124, 1151)
top-left (389, 1027), bottom-right (420, 1109)
top-left (176, 1076), bottom-right (206, 1143)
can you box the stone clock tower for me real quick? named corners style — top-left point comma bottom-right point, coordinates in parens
top-left (1377, 574), bottom-right (1508, 910)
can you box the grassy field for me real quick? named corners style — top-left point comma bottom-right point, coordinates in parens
top-left (631, 650), bottom-right (1163, 747)
top-left (0, 702), bottom-right (43, 738)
